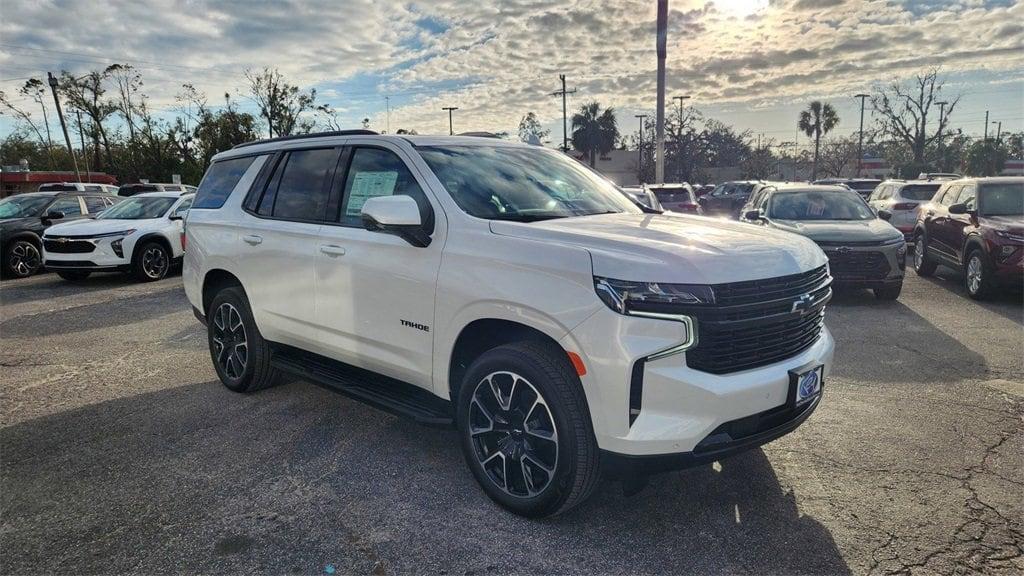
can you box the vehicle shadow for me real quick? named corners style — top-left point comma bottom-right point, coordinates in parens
top-left (0, 380), bottom-right (850, 575)
top-left (921, 268), bottom-right (1023, 325)
top-left (826, 287), bottom-right (991, 383)
top-left (0, 269), bottom-right (182, 307)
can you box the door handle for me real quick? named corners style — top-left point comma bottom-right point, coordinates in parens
top-left (243, 235), bottom-right (263, 246)
top-left (319, 244), bottom-right (346, 256)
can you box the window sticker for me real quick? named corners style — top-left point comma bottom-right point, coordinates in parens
top-left (345, 171), bottom-right (399, 216)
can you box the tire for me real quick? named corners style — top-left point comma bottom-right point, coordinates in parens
top-left (57, 270), bottom-right (91, 282)
top-left (3, 240), bottom-right (42, 279)
top-left (964, 248), bottom-right (995, 300)
top-left (912, 232), bottom-right (937, 277)
top-left (874, 282), bottom-right (902, 301)
top-left (132, 241), bottom-right (170, 282)
top-left (456, 341), bottom-right (600, 518)
top-left (207, 286), bottom-right (280, 393)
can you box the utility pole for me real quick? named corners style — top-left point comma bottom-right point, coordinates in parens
top-left (442, 106), bottom-right (458, 135)
top-left (671, 95), bottom-right (689, 182)
top-left (936, 100), bottom-right (948, 171)
top-left (655, 0), bottom-right (668, 184)
top-left (635, 114), bottom-right (647, 184)
top-left (47, 72), bottom-right (80, 182)
top-left (992, 121), bottom-right (1002, 143)
top-left (854, 93), bottom-right (869, 177)
top-left (550, 74), bottom-right (576, 152)
top-left (984, 110), bottom-right (989, 141)
top-left (385, 96), bottom-right (390, 134)
top-left (672, 95), bottom-right (690, 129)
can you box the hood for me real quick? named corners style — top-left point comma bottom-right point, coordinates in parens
top-left (982, 214), bottom-right (1024, 233)
top-left (44, 218), bottom-right (143, 237)
top-left (490, 212), bottom-right (826, 284)
top-left (769, 218), bottom-right (902, 243)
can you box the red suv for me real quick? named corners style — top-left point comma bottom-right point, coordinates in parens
top-left (912, 177), bottom-right (1023, 299)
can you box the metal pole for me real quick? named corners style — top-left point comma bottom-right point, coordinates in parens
top-left (635, 114), bottom-right (647, 183)
top-left (993, 121), bottom-right (1002, 143)
top-left (549, 75), bottom-right (576, 153)
top-left (935, 101), bottom-right (947, 171)
top-left (655, 0), bottom-right (668, 184)
top-left (385, 96), bottom-right (390, 134)
top-left (47, 72), bottom-right (80, 182)
top-left (442, 106), bottom-right (458, 135)
top-left (984, 110), bottom-right (989, 141)
top-left (855, 94), bottom-right (869, 177)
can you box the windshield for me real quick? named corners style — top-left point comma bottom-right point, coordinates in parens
top-left (98, 197), bottom-right (176, 220)
top-left (979, 183), bottom-right (1023, 216)
top-left (899, 184), bottom-right (941, 201)
top-left (418, 145), bottom-right (640, 221)
top-left (769, 190), bottom-right (875, 221)
top-left (0, 195), bottom-right (52, 219)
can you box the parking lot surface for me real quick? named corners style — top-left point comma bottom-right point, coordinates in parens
top-left (1, 271), bottom-right (1021, 575)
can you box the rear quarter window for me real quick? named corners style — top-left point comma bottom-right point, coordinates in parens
top-left (193, 156), bottom-right (260, 209)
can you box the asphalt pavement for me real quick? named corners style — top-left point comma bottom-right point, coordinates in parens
top-left (1, 269), bottom-right (1021, 575)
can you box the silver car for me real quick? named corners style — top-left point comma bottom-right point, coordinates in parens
top-left (743, 185), bottom-right (907, 300)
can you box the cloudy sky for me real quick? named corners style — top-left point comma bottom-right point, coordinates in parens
top-left (1, 0), bottom-right (1022, 149)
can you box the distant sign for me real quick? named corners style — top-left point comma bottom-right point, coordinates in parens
top-left (172, 174), bottom-right (181, 184)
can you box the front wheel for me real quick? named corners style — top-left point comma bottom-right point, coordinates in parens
top-left (964, 248), bottom-right (995, 300)
top-left (456, 341), bottom-right (600, 518)
top-left (913, 233), bottom-right (937, 277)
top-left (57, 270), bottom-right (91, 282)
top-left (133, 241), bottom-right (170, 282)
top-left (3, 240), bottom-right (42, 278)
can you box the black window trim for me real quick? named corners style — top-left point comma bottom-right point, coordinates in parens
top-left (330, 144), bottom-right (436, 234)
top-left (240, 146), bottom-right (342, 225)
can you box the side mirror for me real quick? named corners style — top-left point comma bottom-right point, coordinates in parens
top-left (948, 203), bottom-right (971, 215)
top-left (169, 214), bottom-right (184, 221)
top-left (43, 210), bottom-right (65, 221)
top-left (877, 209), bottom-right (892, 221)
top-left (360, 195), bottom-right (431, 247)
top-left (743, 209), bottom-right (762, 222)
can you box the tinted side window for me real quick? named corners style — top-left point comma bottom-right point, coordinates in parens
top-left (194, 155), bottom-right (259, 209)
top-left (172, 197), bottom-right (193, 217)
top-left (49, 197), bottom-right (83, 216)
top-left (271, 148), bottom-right (338, 221)
top-left (957, 185), bottom-right (977, 209)
top-left (83, 196), bottom-right (107, 213)
top-left (338, 147), bottom-right (432, 228)
top-left (939, 185), bottom-right (961, 206)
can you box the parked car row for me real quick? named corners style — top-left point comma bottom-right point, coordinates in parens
top-left (34, 181), bottom-right (196, 197)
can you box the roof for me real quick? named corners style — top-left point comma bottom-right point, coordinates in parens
top-left (215, 133), bottom-right (535, 162)
top-left (771, 184), bottom-right (858, 193)
top-left (133, 191), bottom-right (195, 199)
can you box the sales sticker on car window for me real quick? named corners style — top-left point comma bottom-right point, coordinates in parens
top-left (346, 171), bottom-right (398, 216)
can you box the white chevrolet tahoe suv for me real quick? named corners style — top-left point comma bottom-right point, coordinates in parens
top-left (184, 131), bottom-right (834, 517)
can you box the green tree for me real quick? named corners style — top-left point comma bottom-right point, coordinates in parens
top-left (964, 140), bottom-right (1007, 176)
top-left (245, 67), bottom-right (317, 138)
top-left (798, 101), bottom-right (839, 180)
top-left (571, 102), bottom-right (619, 167)
top-left (517, 111), bottom-right (549, 144)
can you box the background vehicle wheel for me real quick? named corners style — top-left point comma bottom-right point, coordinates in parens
top-left (964, 248), bottom-right (995, 300)
top-left (874, 283), bottom-right (902, 300)
top-left (133, 241), bottom-right (170, 282)
top-left (57, 270), bottom-right (91, 282)
top-left (912, 233), bottom-right (937, 277)
top-left (3, 240), bottom-right (42, 279)
top-left (207, 286), bottom-right (280, 393)
top-left (456, 341), bottom-right (600, 518)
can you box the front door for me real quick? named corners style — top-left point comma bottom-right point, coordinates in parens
top-left (314, 144), bottom-right (444, 390)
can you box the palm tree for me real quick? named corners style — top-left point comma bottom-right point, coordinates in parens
top-left (798, 101), bottom-right (839, 180)
top-left (571, 102), bottom-right (619, 167)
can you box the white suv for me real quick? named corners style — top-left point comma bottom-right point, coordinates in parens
top-left (44, 192), bottom-right (193, 282)
top-left (184, 132), bottom-right (834, 517)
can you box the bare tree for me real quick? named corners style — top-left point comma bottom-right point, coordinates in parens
top-left (106, 64), bottom-right (143, 161)
top-left (872, 68), bottom-right (960, 168)
top-left (315, 103), bottom-right (345, 131)
top-left (0, 79), bottom-right (55, 167)
top-left (59, 70), bottom-right (117, 170)
top-left (818, 136), bottom-right (861, 178)
top-left (245, 67), bottom-right (317, 137)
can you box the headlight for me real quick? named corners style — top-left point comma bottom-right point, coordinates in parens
top-left (594, 277), bottom-right (715, 315)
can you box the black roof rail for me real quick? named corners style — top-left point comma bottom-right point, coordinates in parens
top-left (232, 130), bottom-right (378, 150)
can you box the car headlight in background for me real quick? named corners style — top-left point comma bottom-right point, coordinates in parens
top-left (100, 229), bottom-right (136, 258)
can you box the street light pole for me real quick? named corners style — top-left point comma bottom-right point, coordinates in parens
top-left (47, 72), bottom-right (80, 182)
top-left (654, 0), bottom-right (668, 184)
top-left (442, 106), bottom-right (458, 135)
top-left (854, 93), bottom-right (869, 177)
top-left (635, 114), bottom-right (647, 184)
top-left (936, 100), bottom-right (948, 171)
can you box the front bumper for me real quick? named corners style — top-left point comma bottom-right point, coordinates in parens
top-left (563, 306), bottom-right (834, 457)
top-left (43, 235), bottom-right (133, 270)
top-left (822, 242), bottom-right (905, 288)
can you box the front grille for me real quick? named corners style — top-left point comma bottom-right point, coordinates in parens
top-left (821, 249), bottom-right (890, 280)
top-left (631, 266), bottom-right (831, 375)
top-left (44, 238), bottom-right (96, 254)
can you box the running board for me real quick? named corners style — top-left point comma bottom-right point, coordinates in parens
top-left (269, 344), bottom-right (454, 427)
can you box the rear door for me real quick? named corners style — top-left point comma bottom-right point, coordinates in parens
top-left (314, 143), bottom-right (444, 389)
top-left (236, 146), bottom-right (341, 348)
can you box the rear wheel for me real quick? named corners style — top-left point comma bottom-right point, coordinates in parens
top-left (456, 341), bottom-right (599, 518)
top-left (57, 270), bottom-right (91, 282)
top-left (133, 241), bottom-right (170, 282)
top-left (964, 248), bottom-right (995, 300)
top-left (913, 232), bottom-right (937, 277)
top-left (3, 240), bottom-right (41, 278)
top-left (207, 286), bottom-right (280, 393)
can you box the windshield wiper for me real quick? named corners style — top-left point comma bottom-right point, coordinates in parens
top-left (488, 213), bottom-right (566, 223)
